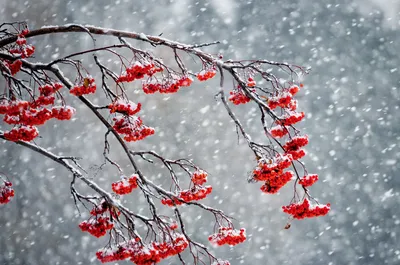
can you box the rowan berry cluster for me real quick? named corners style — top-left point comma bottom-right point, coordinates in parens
top-left (116, 61), bottom-right (163, 83)
top-left (208, 227), bottom-right (246, 246)
top-left (252, 155), bottom-right (294, 194)
top-left (5, 29), bottom-right (35, 69)
top-left (79, 216), bottom-right (114, 238)
top-left (277, 111), bottom-right (305, 126)
top-left (70, 77), bottom-right (97, 96)
top-left (3, 125), bottom-right (38, 141)
top-left (0, 92), bottom-right (75, 141)
top-left (142, 75), bottom-right (193, 94)
top-left (252, 155), bottom-right (292, 181)
top-left (3, 105), bottom-right (74, 125)
top-left (111, 174), bottom-right (139, 195)
top-left (51, 106), bottom-right (75, 120)
top-left (0, 181), bottom-right (15, 204)
top-left (112, 116), bottom-right (155, 142)
top-left (31, 83), bottom-right (63, 108)
top-left (267, 84), bottom-right (300, 109)
top-left (3, 108), bottom-right (52, 126)
top-left (39, 83), bottom-right (63, 95)
top-left (263, 84), bottom-right (304, 127)
top-left (108, 99), bottom-right (141, 116)
top-left (269, 125), bottom-right (289, 138)
top-left (228, 88), bottom-right (251, 105)
top-left (90, 200), bottom-right (109, 216)
top-left (6, 60), bottom-right (23, 76)
top-left (169, 221), bottom-right (178, 230)
top-left (282, 198), bottom-right (330, 219)
top-left (0, 84), bottom-right (69, 143)
top-left (283, 135), bottom-right (309, 151)
top-left (0, 99), bottom-right (28, 115)
top-left (96, 235), bottom-right (188, 264)
top-left (247, 77), bottom-right (256, 87)
top-left (191, 169), bottom-right (208, 185)
top-left (161, 186), bottom-right (213, 206)
top-left (89, 200), bottom-right (120, 219)
top-left (197, 68), bottom-right (216, 81)
top-left (298, 174), bottom-right (319, 187)
top-left (260, 171), bottom-right (294, 194)
top-left (268, 91), bottom-right (293, 110)
top-left (283, 135), bottom-right (309, 160)
top-left (260, 83), bottom-right (330, 217)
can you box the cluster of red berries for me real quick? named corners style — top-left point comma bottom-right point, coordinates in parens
top-left (51, 106), bottom-right (75, 120)
top-left (89, 200), bottom-right (120, 219)
top-left (14, 29), bottom-right (35, 58)
top-left (191, 169), bottom-right (208, 185)
top-left (79, 199), bottom-right (121, 238)
top-left (90, 201), bottom-right (109, 216)
top-left (228, 88), bottom-right (251, 105)
top-left (3, 105), bottom-right (74, 125)
top-left (161, 186), bottom-right (213, 206)
top-left (283, 135), bottom-right (308, 160)
top-left (266, 84), bottom-right (303, 130)
top-left (197, 68), bottom-right (216, 81)
top-left (111, 174), bottom-right (138, 195)
top-left (269, 125), bottom-right (289, 138)
top-left (3, 125), bottom-right (38, 142)
top-left (96, 235), bottom-right (188, 264)
top-left (142, 76), bottom-right (193, 94)
top-left (4, 125), bottom-right (39, 142)
top-left (268, 92), bottom-right (293, 110)
top-left (0, 181), bottom-right (15, 204)
top-left (277, 111), bottom-right (305, 126)
top-left (30, 83), bottom-right (63, 108)
top-left (298, 174), bottom-right (319, 187)
top-left (70, 77), bottom-right (96, 96)
top-left (252, 154), bottom-right (293, 182)
top-left (96, 243), bottom-right (133, 263)
top-left (247, 77), bottom-right (256, 87)
top-left (112, 116), bottom-right (155, 142)
top-left (0, 82), bottom-right (72, 137)
top-left (0, 99), bottom-right (29, 115)
top-left (252, 155), bottom-right (294, 194)
top-left (4, 108), bottom-right (52, 126)
top-left (260, 171), bottom-right (294, 194)
top-left (6, 60), bottom-right (23, 76)
top-left (267, 84), bottom-right (300, 109)
top-left (208, 227), bottom-right (246, 246)
top-left (79, 217), bottom-right (114, 238)
top-left (1, 29), bottom-right (35, 76)
top-left (0, 83), bottom-right (62, 115)
top-left (7, 29), bottom-right (34, 57)
top-left (252, 154), bottom-right (293, 194)
top-left (0, 92), bottom-right (75, 141)
top-left (282, 198), bottom-right (330, 219)
top-left (116, 62), bottom-right (163, 83)
top-left (108, 99), bottom-right (141, 116)
top-left (169, 221), bottom-right (178, 230)
top-left (107, 96), bottom-right (154, 142)
top-left (39, 83), bottom-right (63, 96)
top-left (283, 135), bottom-right (309, 151)
top-left (289, 84), bottom-right (300, 95)
top-left (263, 84), bottom-right (330, 217)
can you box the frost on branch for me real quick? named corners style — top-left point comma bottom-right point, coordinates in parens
top-left (0, 22), bottom-right (329, 265)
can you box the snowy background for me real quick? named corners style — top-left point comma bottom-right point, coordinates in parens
top-left (1, 0), bottom-right (400, 264)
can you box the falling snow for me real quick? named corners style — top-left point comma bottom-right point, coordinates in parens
top-left (1, 0), bottom-right (400, 265)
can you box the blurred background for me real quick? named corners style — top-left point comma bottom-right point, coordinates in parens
top-left (1, 0), bottom-right (399, 264)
